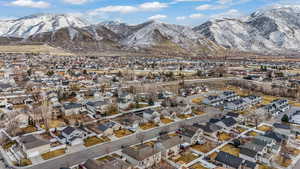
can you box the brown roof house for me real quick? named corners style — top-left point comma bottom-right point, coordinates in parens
top-left (122, 144), bottom-right (161, 169)
top-left (18, 134), bottom-right (51, 158)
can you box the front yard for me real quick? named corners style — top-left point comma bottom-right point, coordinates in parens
top-left (41, 149), bottom-right (65, 160)
top-left (140, 122), bottom-right (158, 130)
top-left (217, 132), bottom-right (233, 141)
top-left (246, 130), bottom-right (259, 136)
top-left (189, 162), bottom-right (208, 169)
top-left (275, 155), bottom-right (292, 167)
top-left (13, 158), bottom-right (32, 166)
top-left (160, 117), bottom-right (174, 124)
top-left (174, 152), bottom-right (199, 164)
top-left (114, 129), bottom-right (134, 138)
top-left (192, 97), bottom-right (203, 104)
top-left (220, 144), bottom-right (240, 157)
top-left (177, 114), bottom-right (194, 119)
top-left (84, 136), bottom-right (105, 147)
top-left (257, 125), bottom-right (273, 132)
top-left (191, 141), bottom-right (218, 153)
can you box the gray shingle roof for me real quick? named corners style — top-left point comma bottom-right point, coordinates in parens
top-left (215, 151), bottom-right (243, 168)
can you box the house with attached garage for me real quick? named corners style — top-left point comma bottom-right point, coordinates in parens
top-left (215, 151), bottom-right (257, 169)
top-left (62, 102), bottom-right (84, 116)
top-left (142, 109), bottom-right (160, 123)
top-left (178, 125), bottom-right (203, 145)
top-left (96, 121), bottom-right (120, 136)
top-left (122, 144), bottom-right (161, 169)
top-left (61, 126), bottom-right (84, 146)
top-left (85, 100), bottom-right (111, 115)
top-left (220, 91), bottom-right (240, 102)
top-left (243, 95), bottom-right (262, 106)
top-left (225, 99), bottom-right (248, 111)
top-left (203, 95), bottom-right (223, 106)
top-left (215, 117), bottom-right (237, 130)
top-left (194, 122), bottom-right (221, 139)
top-left (264, 99), bottom-right (290, 116)
top-left (18, 135), bottom-right (51, 158)
top-left (156, 135), bottom-right (183, 158)
top-left (239, 135), bottom-right (277, 164)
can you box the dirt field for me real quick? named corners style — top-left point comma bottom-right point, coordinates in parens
top-left (0, 45), bottom-right (73, 56)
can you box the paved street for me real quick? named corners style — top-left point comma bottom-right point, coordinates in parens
top-left (14, 109), bottom-right (223, 169)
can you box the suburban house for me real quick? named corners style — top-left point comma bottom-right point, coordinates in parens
top-left (264, 130), bottom-right (288, 143)
top-left (226, 112), bottom-right (241, 121)
top-left (96, 122), bottom-right (120, 136)
top-left (203, 95), bottom-right (223, 106)
top-left (178, 125), bottom-right (203, 144)
top-left (156, 135), bottom-right (183, 158)
top-left (194, 122), bottom-right (221, 139)
top-left (215, 117), bottom-right (237, 130)
top-left (61, 126), bottom-right (84, 146)
top-left (63, 102), bottom-right (84, 116)
top-left (243, 96), bottom-right (262, 106)
top-left (142, 109), bottom-right (160, 123)
top-left (220, 91), bottom-right (240, 102)
top-left (83, 158), bottom-right (131, 169)
top-left (215, 151), bottom-right (257, 169)
top-left (215, 151), bottom-right (243, 169)
top-left (264, 99), bottom-right (290, 116)
top-left (273, 123), bottom-right (291, 136)
top-left (239, 135), bottom-right (277, 164)
top-left (225, 99), bottom-right (248, 111)
top-left (122, 144), bottom-right (161, 169)
top-left (85, 100), bottom-right (111, 115)
top-left (19, 135), bottom-right (51, 158)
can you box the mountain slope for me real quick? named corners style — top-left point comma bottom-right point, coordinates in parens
top-left (0, 13), bottom-right (89, 38)
top-left (119, 21), bottom-right (223, 55)
top-left (28, 25), bottom-right (122, 51)
top-left (193, 5), bottom-right (300, 53)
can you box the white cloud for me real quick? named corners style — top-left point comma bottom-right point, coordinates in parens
top-left (176, 16), bottom-right (186, 20)
top-left (189, 13), bottom-right (204, 19)
top-left (92, 5), bottom-right (138, 14)
top-left (139, 2), bottom-right (168, 11)
top-left (89, 1), bottom-right (168, 16)
top-left (217, 0), bottom-right (232, 4)
top-left (8, 0), bottom-right (50, 8)
top-left (195, 4), bottom-right (225, 10)
top-left (148, 14), bottom-right (167, 20)
top-left (211, 9), bottom-right (243, 19)
top-left (63, 0), bottom-right (89, 5)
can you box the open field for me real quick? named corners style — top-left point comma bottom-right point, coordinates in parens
top-left (0, 45), bottom-right (73, 56)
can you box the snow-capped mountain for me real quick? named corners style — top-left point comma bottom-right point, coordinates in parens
top-left (120, 20), bottom-right (222, 52)
top-left (193, 5), bottom-right (300, 53)
top-left (0, 13), bottom-right (89, 38)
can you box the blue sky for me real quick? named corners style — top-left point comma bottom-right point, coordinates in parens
top-left (0, 0), bottom-right (296, 25)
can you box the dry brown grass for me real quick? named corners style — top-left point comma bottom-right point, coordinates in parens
top-left (160, 117), bottom-right (174, 124)
top-left (41, 149), bottom-right (65, 160)
top-left (191, 141), bottom-right (218, 153)
top-left (220, 144), bottom-right (240, 157)
top-left (114, 129), bottom-right (133, 138)
top-left (140, 122), bottom-right (158, 130)
top-left (84, 136), bottom-right (105, 147)
top-left (189, 163), bottom-right (208, 169)
top-left (217, 132), bottom-right (232, 141)
top-left (0, 45), bottom-right (73, 56)
top-left (174, 152), bottom-right (199, 164)
top-left (246, 130), bottom-right (259, 136)
top-left (275, 155), bottom-right (292, 167)
top-left (257, 125), bottom-right (273, 132)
